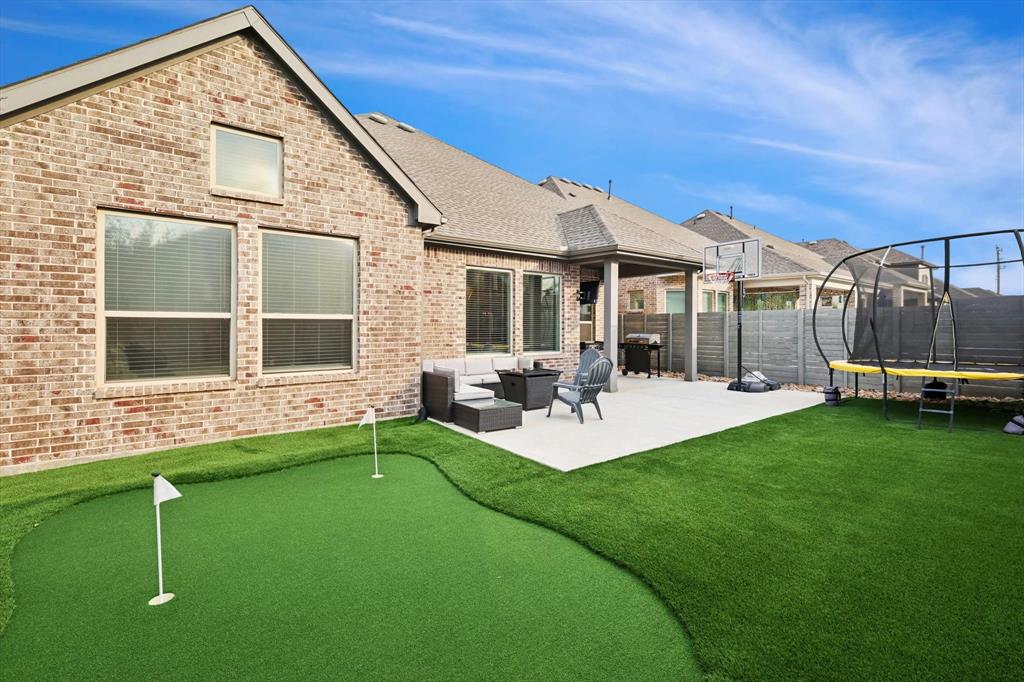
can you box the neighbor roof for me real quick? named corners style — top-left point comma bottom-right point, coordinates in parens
top-left (359, 115), bottom-right (702, 264)
top-left (681, 210), bottom-right (839, 278)
top-left (0, 5), bottom-right (442, 226)
top-left (800, 238), bottom-right (931, 291)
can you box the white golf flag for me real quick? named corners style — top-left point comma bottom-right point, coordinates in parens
top-left (153, 474), bottom-right (182, 506)
top-left (358, 407), bottom-right (376, 428)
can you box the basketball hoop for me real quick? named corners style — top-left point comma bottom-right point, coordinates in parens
top-left (702, 238), bottom-right (763, 390)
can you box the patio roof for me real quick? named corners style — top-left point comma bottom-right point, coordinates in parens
top-left (442, 376), bottom-right (821, 471)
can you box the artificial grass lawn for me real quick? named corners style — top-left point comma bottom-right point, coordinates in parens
top-left (1, 398), bottom-right (1022, 680)
top-left (0, 455), bottom-right (695, 681)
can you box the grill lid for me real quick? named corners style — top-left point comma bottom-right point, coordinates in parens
top-left (625, 333), bottom-right (661, 345)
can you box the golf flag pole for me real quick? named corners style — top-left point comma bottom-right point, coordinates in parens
top-left (149, 472), bottom-right (182, 606)
top-left (359, 406), bottom-right (382, 479)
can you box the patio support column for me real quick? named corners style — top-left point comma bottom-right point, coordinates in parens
top-left (603, 258), bottom-right (619, 392)
top-left (684, 268), bottom-right (698, 381)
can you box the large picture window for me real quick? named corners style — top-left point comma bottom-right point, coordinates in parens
top-left (523, 273), bottom-right (560, 353)
top-left (466, 267), bottom-right (511, 354)
top-left (212, 125), bottom-right (282, 199)
top-left (262, 231), bottom-right (356, 373)
top-left (101, 212), bottom-right (233, 383)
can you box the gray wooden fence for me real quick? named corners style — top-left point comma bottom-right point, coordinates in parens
top-left (618, 310), bottom-right (1021, 398)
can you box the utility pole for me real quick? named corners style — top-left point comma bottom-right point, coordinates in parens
top-left (995, 245), bottom-right (1002, 294)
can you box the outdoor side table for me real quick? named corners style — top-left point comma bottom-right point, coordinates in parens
top-left (497, 369), bottom-right (562, 410)
top-left (452, 398), bottom-right (523, 433)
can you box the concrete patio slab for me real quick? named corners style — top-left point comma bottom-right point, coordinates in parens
top-left (441, 376), bottom-right (822, 471)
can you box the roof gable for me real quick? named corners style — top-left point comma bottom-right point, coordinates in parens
top-left (682, 210), bottom-right (838, 277)
top-left (0, 6), bottom-right (441, 226)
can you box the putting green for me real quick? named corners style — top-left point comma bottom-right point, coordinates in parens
top-left (0, 455), bottom-right (698, 680)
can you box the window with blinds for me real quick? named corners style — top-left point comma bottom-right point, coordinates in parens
top-left (466, 268), bottom-right (511, 354)
top-left (102, 212), bottom-right (233, 382)
top-left (262, 231), bottom-right (356, 373)
top-left (212, 125), bottom-right (282, 198)
top-left (523, 273), bottom-right (560, 353)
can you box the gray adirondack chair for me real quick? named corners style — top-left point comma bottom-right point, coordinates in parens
top-left (572, 347), bottom-right (602, 387)
top-left (547, 357), bottom-right (613, 424)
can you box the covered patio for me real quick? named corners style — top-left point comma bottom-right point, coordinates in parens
top-left (442, 375), bottom-right (822, 471)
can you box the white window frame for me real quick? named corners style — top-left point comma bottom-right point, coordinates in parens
top-left (627, 290), bottom-right (645, 312)
top-left (466, 265), bottom-right (514, 357)
top-left (522, 271), bottom-right (562, 354)
top-left (258, 228), bottom-right (358, 375)
top-left (96, 209), bottom-right (236, 386)
top-left (210, 124), bottom-right (284, 200)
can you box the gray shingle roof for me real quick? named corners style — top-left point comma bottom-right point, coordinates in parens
top-left (681, 210), bottom-right (835, 277)
top-left (541, 177), bottom-right (709, 256)
top-left (799, 238), bottom-right (930, 290)
top-left (358, 115), bottom-right (701, 263)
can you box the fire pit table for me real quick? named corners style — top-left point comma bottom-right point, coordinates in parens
top-left (497, 368), bottom-right (562, 410)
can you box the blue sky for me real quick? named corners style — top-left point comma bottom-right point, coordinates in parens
top-left (2, 1), bottom-right (1022, 290)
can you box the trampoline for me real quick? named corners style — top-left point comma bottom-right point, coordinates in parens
top-left (812, 228), bottom-right (1024, 429)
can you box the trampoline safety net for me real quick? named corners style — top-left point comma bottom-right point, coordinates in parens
top-left (816, 229), bottom-right (1024, 377)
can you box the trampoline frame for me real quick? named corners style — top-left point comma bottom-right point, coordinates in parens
top-left (811, 228), bottom-right (1024, 424)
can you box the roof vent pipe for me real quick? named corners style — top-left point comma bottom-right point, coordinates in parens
top-left (607, 179), bottom-right (612, 200)
top-left (729, 205), bottom-right (733, 219)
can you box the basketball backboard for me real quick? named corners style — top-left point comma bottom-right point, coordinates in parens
top-left (703, 239), bottom-right (761, 282)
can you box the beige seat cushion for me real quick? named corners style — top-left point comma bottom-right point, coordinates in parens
top-left (492, 357), bottom-right (517, 372)
top-left (434, 359), bottom-right (466, 374)
top-left (462, 373), bottom-right (501, 385)
top-left (464, 357), bottom-right (494, 376)
top-left (454, 384), bottom-right (494, 401)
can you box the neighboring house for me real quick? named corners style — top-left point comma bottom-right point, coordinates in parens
top-left (0, 7), bottom-right (703, 472)
top-left (680, 210), bottom-right (853, 311)
top-left (800, 238), bottom-right (933, 307)
top-left (538, 178), bottom-right (732, 317)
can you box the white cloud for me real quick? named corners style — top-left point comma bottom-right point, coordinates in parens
top-left (354, 1), bottom-right (1022, 231)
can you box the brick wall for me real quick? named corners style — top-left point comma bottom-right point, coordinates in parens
top-left (618, 274), bottom-right (731, 313)
top-left (423, 244), bottom-right (581, 371)
top-left (0, 36), bottom-right (423, 473)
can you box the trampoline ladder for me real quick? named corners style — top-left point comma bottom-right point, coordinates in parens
top-left (917, 379), bottom-right (957, 432)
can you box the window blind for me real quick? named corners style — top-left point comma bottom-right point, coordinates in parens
top-left (466, 268), bottom-right (510, 354)
top-left (523, 273), bottom-right (560, 353)
top-left (262, 231), bottom-right (355, 372)
top-left (103, 213), bottom-right (232, 383)
top-left (214, 127), bottom-right (281, 197)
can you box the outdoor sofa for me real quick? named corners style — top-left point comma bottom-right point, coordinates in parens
top-left (422, 356), bottom-right (536, 422)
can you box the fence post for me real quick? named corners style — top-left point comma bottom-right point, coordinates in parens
top-left (757, 310), bottom-right (764, 371)
top-left (667, 313), bottom-right (674, 372)
top-left (722, 311), bottom-right (730, 378)
top-left (797, 309), bottom-right (805, 385)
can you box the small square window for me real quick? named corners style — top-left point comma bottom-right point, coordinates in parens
top-left (212, 125), bottom-right (282, 198)
top-left (628, 291), bottom-right (645, 311)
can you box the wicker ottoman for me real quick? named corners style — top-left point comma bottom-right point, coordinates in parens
top-left (452, 399), bottom-right (523, 433)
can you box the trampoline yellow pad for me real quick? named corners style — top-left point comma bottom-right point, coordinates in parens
top-left (828, 361), bottom-right (1024, 381)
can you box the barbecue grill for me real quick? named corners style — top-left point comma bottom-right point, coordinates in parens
top-left (621, 333), bottom-right (663, 378)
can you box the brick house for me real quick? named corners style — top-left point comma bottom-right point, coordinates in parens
top-left (1, 7), bottom-right (702, 473)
